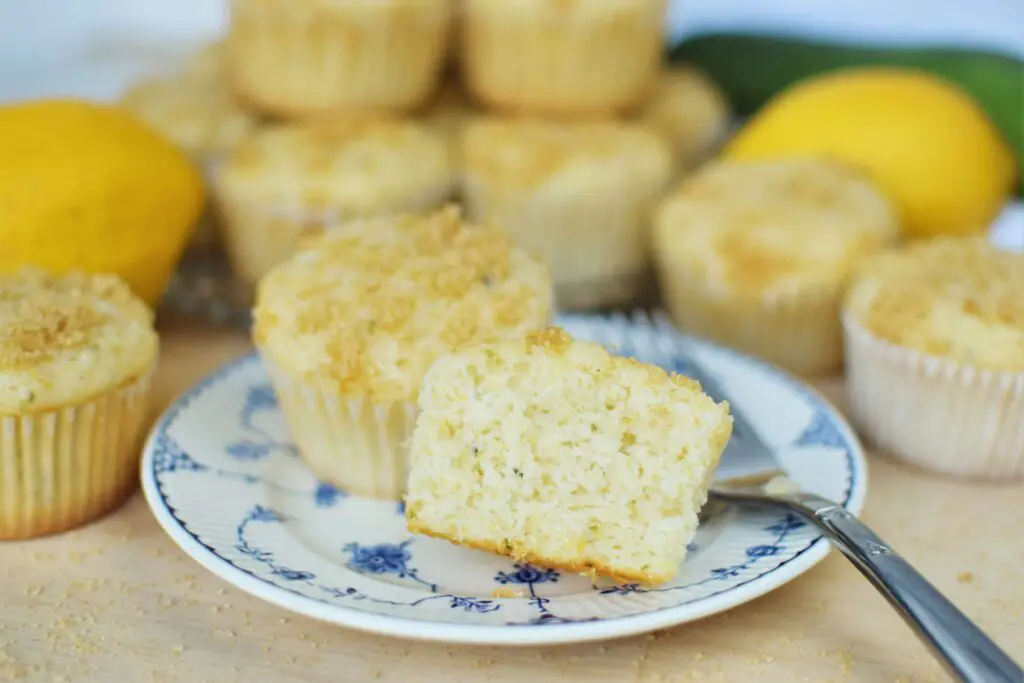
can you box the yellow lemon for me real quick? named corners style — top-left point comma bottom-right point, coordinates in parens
top-left (723, 68), bottom-right (1017, 239)
top-left (0, 99), bottom-right (204, 306)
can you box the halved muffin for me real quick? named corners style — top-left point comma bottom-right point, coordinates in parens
top-left (405, 327), bottom-right (732, 585)
top-left (253, 206), bottom-right (552, 499)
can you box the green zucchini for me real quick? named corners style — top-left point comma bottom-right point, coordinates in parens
top-left (669, 34), bottom-right (1024, 193)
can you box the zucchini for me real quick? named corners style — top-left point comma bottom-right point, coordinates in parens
top-left (669, 34), bottom-right (1024, 193)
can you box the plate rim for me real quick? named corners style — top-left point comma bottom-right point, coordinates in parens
top-left (141, 319), bottom-right (868, 646)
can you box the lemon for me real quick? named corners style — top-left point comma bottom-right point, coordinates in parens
top-left (723, 67), bottom-right (1017, 239)
top-left (0, 99), bottom-right (204, 306)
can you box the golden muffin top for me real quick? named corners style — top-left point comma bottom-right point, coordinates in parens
top-left (845, 237), bottom-right (1024, 371)
top-left (217, 120), bottom-right (453, 214)
top-left (253, 206), bottom-right (552, 400)
top-left (654, 158), bottom-right (900, 297)
top-left (461, 118), bottom-right (671, 196)
top-left (0, 270), bottom-right (158, 413)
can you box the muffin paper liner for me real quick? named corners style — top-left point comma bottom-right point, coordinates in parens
top-left (263, 357), bottom-right (417, 500)
top-left (0, 371), bottom-right (153, 539)
top-left (460, 0), bottom-right (664, 115)
top-left (655, 261), bottom-right (843, 376)
top-left (843, 314), bottom-right (1024, 480)
top-left (229, 0), bottom-right (450, 117)
top-left (462, 173), bottom-right (656, 311)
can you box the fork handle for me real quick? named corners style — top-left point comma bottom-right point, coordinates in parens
top-left (791, 495), bottom-right (1022, 683)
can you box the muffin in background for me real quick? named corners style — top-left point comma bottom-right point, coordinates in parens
top-left (405, 327), bottom-right (733, 585)
top-left (461, 118), bottom-right (672, 310)
top-left (215, 119), bottom-right (453, 287)
top-left (182, 40), bottom-right (226, 81)
top-left (252, 206), bottom-right (552, 500)
top-left (119, 66), bottom-right (258, 252)
top-left (653, 158), bottom-right (899, 375)
top-left (636, 65), bottom-right (732, 176)
top-left (461, 0), bottom-right (666, 116)
top-left (844, 238), bottom-right (1024, 479)
top-left (228, 0), bottom-right (451, 118)
top-left (419, 78), bottom-right (478, 148)
top-left (0, 270), bottom-right (157, 539)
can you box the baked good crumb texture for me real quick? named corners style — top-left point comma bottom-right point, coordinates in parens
top-left (405, 327), bottom-right (732, 585)
top-left (0, 270), bottom-right (157, 413)
top-left (0, 270), bottom-right (158, 538)
top-left (845, 237), bottom-right (1024, 372)
top-left (251, 206), bottom-right (552, 498)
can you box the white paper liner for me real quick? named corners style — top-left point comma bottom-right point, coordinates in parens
top-left (228, 0), bottom-right (450, 117)
top-left (0, 371), bottom-right (153, 539)
top-left (655, 266), bottom-right (844, 376)
top-left (462, 173), bottom-right (659, 311)
top-left (460, 0), bottom-right (664, 115)
top-left (843, 313), bottom-right (1024, 479)
top-left (263, 357), bottom-right (418, 500)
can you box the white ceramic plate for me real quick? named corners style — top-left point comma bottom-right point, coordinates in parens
top-left (141, 314), bottom-right (867, 645)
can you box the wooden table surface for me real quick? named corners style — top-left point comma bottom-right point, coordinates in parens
top-left (1, 314), bottom-right (1021, 683)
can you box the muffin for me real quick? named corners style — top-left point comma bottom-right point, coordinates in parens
top-left (215, 119), bottom-right (453, 287)
top-left (844, 238), bottom-right (1024, 479)
top-left (0, 271), bottom-right (157, 539)
top-left (182, 40), bottom-right (226, 80)
top-left (227, 0), bottom-right (452, 118)
top-left (252, 206), bottom-right (552, 499)
top-left (419, 78), bottom-right (478, 148)
top-left (119, 69), bottom-right (258, 251)
top-left (636, 65), bottom-right (732, 175)
top-left (653, 159), bottom-right (899, 375)
top-left (461, 118), bottom-right (672, 310)
top-left (405, 327), bottom-right (733, 585)
top-left (461, 0), bottom-right (666, 116)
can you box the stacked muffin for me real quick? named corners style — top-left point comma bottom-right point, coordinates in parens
top-left (455, 1), bottom-right (729, 309)
top-left (117, 0), bottom-right (734, 310)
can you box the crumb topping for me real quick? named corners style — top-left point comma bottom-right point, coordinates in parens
top-left (526, 327), bottom-right (573, 354)
top-left (461, 118), bottom-right (670, 191)
top-left (254, 206), bottom-right (552, 399)
top-left (846, 238), bottom-right (1024, 370)
top-left (654, 159), bottom-right (899, 296)
top-left (218, 119), bottom-right (452, 212)
top-left (0, 270), bottom-right (157, 411)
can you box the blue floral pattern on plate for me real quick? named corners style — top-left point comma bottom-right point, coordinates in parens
top-left (141, 313), bottom-right (866, 645)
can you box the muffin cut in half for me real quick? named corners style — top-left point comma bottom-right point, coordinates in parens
top-left (253, 206), bottom-right (552, 500)
top-left (405, 327), bottom-right (733, 585)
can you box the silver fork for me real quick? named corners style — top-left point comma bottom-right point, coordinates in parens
top-left (640, 312), bottom-right (1022, 683)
